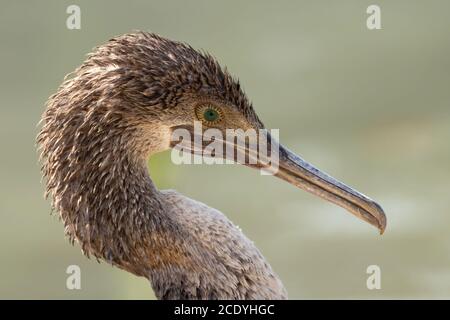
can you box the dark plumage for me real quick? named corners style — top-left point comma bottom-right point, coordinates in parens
top-left (37, 32), bottom-right (386, 300)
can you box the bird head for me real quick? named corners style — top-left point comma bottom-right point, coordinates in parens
top-left (43, 32), bottom-right (386, 234)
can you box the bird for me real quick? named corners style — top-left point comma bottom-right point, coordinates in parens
top-left (37, 32), bottom-right (386, 299)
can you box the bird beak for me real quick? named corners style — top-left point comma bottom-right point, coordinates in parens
top-left (170, 125), bottom-right (386, 233)
top-left (275, 143), bottom-right (386, 233)
top-left (246, 131), bottom-right (386, 234)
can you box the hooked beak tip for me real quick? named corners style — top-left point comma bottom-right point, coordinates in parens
top-left (374, 202), bottom-right (387, 235)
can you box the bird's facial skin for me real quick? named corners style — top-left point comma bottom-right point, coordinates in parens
top-left (167, 98), bottom-right (259, 146)
top-left (191, 100), bottom-right (258, 131)
top-left (168, 99), bottom-right (386, 234)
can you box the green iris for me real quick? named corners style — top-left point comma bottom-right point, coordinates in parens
top-left (203, 108), bottom-right (220, 122)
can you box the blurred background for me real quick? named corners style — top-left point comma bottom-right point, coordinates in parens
top-left (1, 0), bottom-right (449, 299)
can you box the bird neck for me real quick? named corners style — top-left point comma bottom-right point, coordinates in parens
top-left (41, 109), bottom-right (171, 276)
top-left (39, 107), bottom-right (288, 299)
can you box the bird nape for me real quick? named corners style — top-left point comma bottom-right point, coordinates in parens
top-left (37, 32), bottom-right (386, 300)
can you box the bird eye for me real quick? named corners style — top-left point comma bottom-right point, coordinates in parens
top-left (195, 105), bottom-right (223, 125)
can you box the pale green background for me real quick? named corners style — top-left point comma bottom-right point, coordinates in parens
top-left (1, 0), bottom-right (449, 299)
